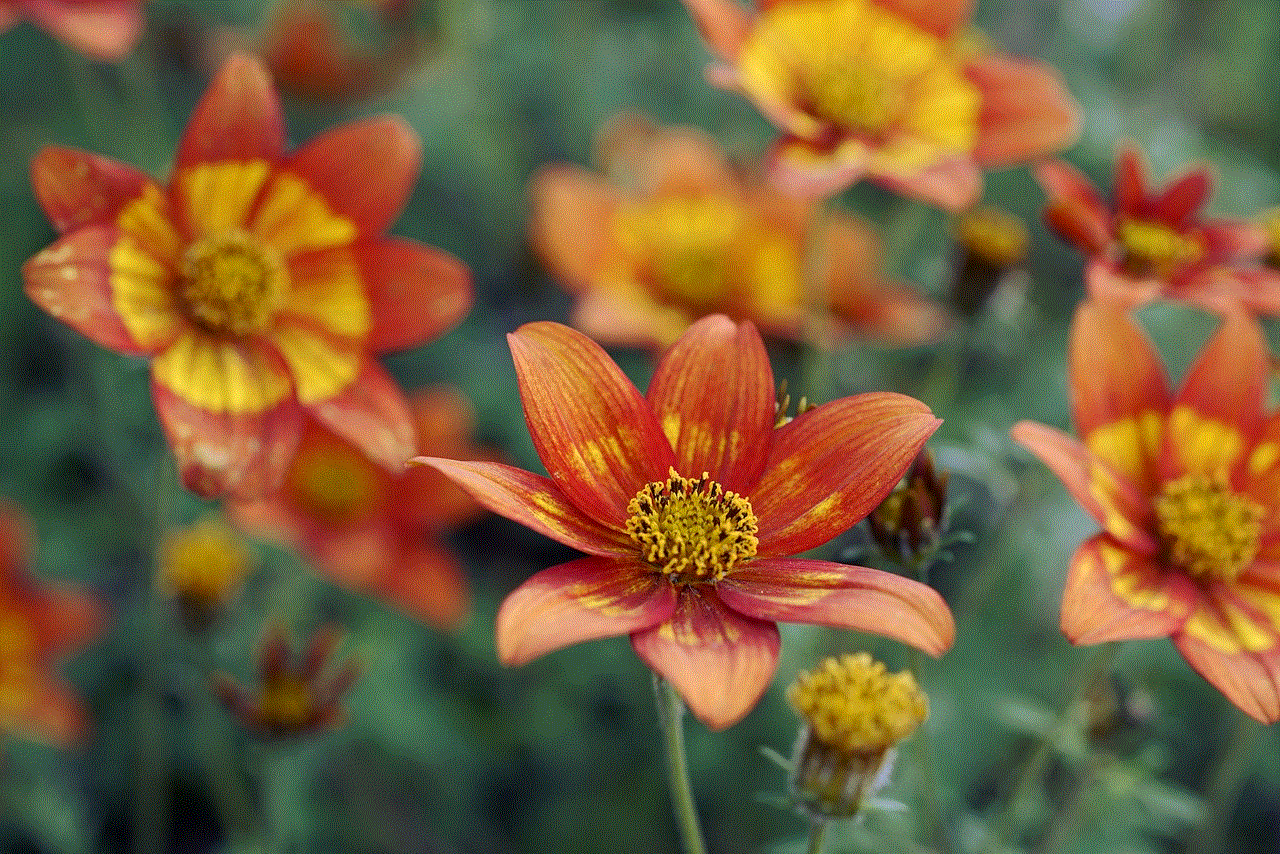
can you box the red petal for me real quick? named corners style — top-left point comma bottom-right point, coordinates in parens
top-left (411, 458), bottom-right (635, 556)
top-left (647, 316), bottom-right (775, 493)
top-left (631, 589), bottom-right (780, 730)
top-left (1036, 159), bottom-right (1112, 256)
top-left (680, 0), bottom-right (753, 60)
top-left (528, 165), bottom-right (623, 293)
top-left (969, 55), bottom-right (1081, 167)
top-left (1060, 535), bottom-right (1194, 645)
top-left (32, 585), bottom-right (107, 659)
top-left (357, 238), bottom-right (472, 353)
top-left (1175, 624), bottom-right (1280, 724)
top-left (0, 678), bottom-right (88, 746)
top-left (365, 541), bottom-right (471, 631)
top-left (496, 557), bottom-right (676, 665)
top-left (870, 0), bottom-right (975, 38)
top-left (508, 322), bottom-right (676, 529)
top-left (282, 116), bottom-right (420, 235)
top-left (1113, 145), bottom-right (1147, 217)
top-left (303, 358), bottom-right (416, 474)
top-left (21, 0), bottom-right (144, 61)
top-left (176, 53), bottom-right (285, 171)
top-left (1174, 310), bottom-right (1267, 451)
top-left (30, 147), bottom-right (151, 233)
top-left (718, 558), bottom-right (954, 656)
top-left (1150, 167), bottom-right (1212, 228)
top-left (751, 392), bottom-right (940, 557)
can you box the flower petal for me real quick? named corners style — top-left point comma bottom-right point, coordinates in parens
top-left (969, 55), bottom-right (1080, 167)
top-left (31, 585), bottom-right (107, 659)
top-left (718, 558), bottom-right (954, 656)
top-left (769, 136), bottom-right (872, 200)
top-left (30, 147), bottom-right (151, 233)
top-left (1175, 583), bottom-right (1280, 724)
top-left (411, 458), bottom-right (635, 556)
top-left (21, 0), bottom-right (144, 61)
top-left (496, 557), bottom-right (676, 665)
top-left (751, 392), bottom-right (940, 556)
top-left (508, 322), bottom-right (676, 529)
top-left (176, 53), bottom-right (285, 170)
top-left (1060, 535), bottom-right (1195, 645)
top-left (364, 541), bottom-right (471, 632)
top-left (528, 165), bottom-right (623, 293)
top-left (1114, 145), bottom-right (1146, 217)
top-left (680, 0), bottom-right (753, 61)
top-left (0, 677), bottom-right (88, 746)
top-left (647, 316), bottom-right (775, 493)
top-left (268, 323), bottom-right (361, 406)
top-left (631, 589), bottom-right (780, 730)
top-left (281, 115), bottom-right (420, 235)
top-left (1036, 159), bottom-right (1112, 256)
top-left (868, 154), bottom-right (983, 213)
top-left (871, 0), bottom-right (975, 38)
top-left (1151, 167), bottom-right (1212, 227)
top-left (302, 358), bottom-right (415, 473)
top-left (356, 238), bottom-right (472, 353)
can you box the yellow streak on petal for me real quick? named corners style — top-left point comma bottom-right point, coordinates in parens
top-left (1098, 542), bottom-right (1169, 611)
top-left (153, 332), bottom-right (291, 414)
top-left (1168, 406), bottom-right (1244, 474)
top-left (1248, 442), bottom-right (1280, 477)
top-left (269, 325), bottom-right (359, 404)
top-left (284, 251), bottom-right (371, 339)
top-left (1085, 412), bottom-right (1163, 488)
top-left (251, 173), bottom-right (357, 257)
top-left (177, 161), bottom-right (271, 238)
top-left (112, 185), bottom-right (182, 346)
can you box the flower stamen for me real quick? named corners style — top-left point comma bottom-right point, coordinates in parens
top-left (1116, 218), bottom-right (1204, 279)
top-left (1154, 472), bottom-right (1264, 582)
top-left (179, 231), bottom-right (288, 336)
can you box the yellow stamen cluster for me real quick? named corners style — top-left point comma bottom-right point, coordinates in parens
top-left (804, 56), bottom-right (905, 135)
top-left (955, 206), bottom-right (1029, 269)
top-left (625, 468), bottom-right (758, 583)
top-left (256, 674), bottom-right (316, 733)
top-left (287, 441), bottom-right (381, 523)
top-left (1154, 472), bottom-right (1264, 582)
top-left (787, 653), bottom-right (928, 754)
top-left (617, 197), bottom-right (743, 308)
top-left (179, 231), bottom-right (288, 335)
top-left (1116, 218), bottom-right (1204, 278)
top-left (158, 517), bottom-right (253, 605)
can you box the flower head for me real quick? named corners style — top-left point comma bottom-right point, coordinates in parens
top-left (682, 0), bottom-right (1079, 209)
top-left (24, 53), bottom-right (472, 498)
top-left (531, 116), bottom-right (949, 349)
top-left (950, 204), bottom-right (1028, 315)
top-left (0, 501), bottom-right (107, 745)
top-left (0, 0), bottom-right (144, 60)
top-left (1036, 146), bottom-right (1280, 314)
top-left (1012, 302), bottom-right (1280, 723)
top-left (158, 516), bottom-right (254, 632)
top-left (416, 315), bottom-right (953, 729)
top-left (229, 386), bottom-right (490, 630)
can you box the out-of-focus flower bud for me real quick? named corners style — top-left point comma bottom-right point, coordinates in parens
top-left (951, 206), bottom-right (1029, 316)
top-left (157, 517), bottom-right (253, 633)
top-left (868, 448), bottom-right (949, 568)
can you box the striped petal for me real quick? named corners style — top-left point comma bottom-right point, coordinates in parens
top-left (302, 358), bottom-right (415, 473)
top-left (1175, 583), bottom-right (1280, 724)
top-left (176, 54), bottom-right (285, 171)
top-left (268, 323), bottom-right (361, 406)
top-left (357, 238), bottom-right (473, 353)
top-left (647, 316), bottom-right (775, 493)
top-left (508, 322), bottom-right (676, 530)
top-left (413, 458), bottom-right (635, 556)
top-left (631, 589), bottom-right (780, 730)
top-left (1174, 635), bottom-right (1280, 724)
top-left (969, 55), bottom-right (1080, 168)
top-left (496, 557), bottom-right (676, 665)
top-left (280, 247), bottom-right (372, 341)
top-left (751, 392), bottom-right (940, 557)
top-left (1061, 535), bottom-right (1195, 645)
top-left (281, 116), bottom-right (421, 235)
top-left (30, 147), bottom-right (151, 233)
top-left (718, 558), bottom-right (954, 656)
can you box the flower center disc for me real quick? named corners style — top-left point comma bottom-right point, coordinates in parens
top-left (179, 232), bottom-right (288, 336)
top-left (257, 673), bottom-right (315, 732)
top-left (1154, 472), bottom-right (1264, 582)
top-left (805, 60), bottom-right (904, 135)
top-left (620, 197), bottom-right (742, 309)
top-left (1116, 218), bottom-right (1204, 279)
top-left (787, 652), bottom-right (928, 755)
top-left (287, 440), bottom-right (383, 524)
top-left (625, 468), bottom-right (758, 584)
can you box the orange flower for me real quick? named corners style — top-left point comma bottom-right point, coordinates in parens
top-left (24, 54), bottom-right (472, 498)
top-left (1012, 303), bottom-right (1280, 723)
top-left (0, 0), bottom-right (143, 60)
top-left (229, 387), bottom-right (490, 630)
top-left (531, 117), bottom-right (949, 349)
top-left (416, 315), bottom-right (954, 729)
top-left (1037, 146), bottom-right (1280, 314)
top-left (0, 502), bottom-right (107, 745)
top-left (682, 0), bottom-right (1079, 209)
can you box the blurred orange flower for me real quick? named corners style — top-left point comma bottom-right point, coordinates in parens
top-left (1037, 146), bottom-right (1280, 314)
top-left (0, 0), bottom-right (143, 60)
top-left (0, 502), bottom-right (107, 745)
top-left (1013, 303), bottom-right (1280, 723)
top-left (682, 0), bottom-right (1079, 209)
top-left (229, 386), bottom-right (491, 630)
top-left (24, 53), bottom-right (472, 498)
top-left (417, 315), bottom-right (953, 729)
top-left (531, 118), bottom-right (949, 349)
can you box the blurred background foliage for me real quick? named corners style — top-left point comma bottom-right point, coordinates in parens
top-left (2, 0), bottom-right (1280, 852)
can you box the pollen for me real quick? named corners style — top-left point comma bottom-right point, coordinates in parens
top-left (1116, 218), bottom-right (1204, 278)
top-left (179, 231), bottom-right (289, 336)
top-left (787, 653), bottom-right (928, 755)
top-left (1154, 472), bottom-right (1264, 582)
top-left (625, 467), bottom-right (758, 583)
top-left (804, 58), bottom-right (905, 135)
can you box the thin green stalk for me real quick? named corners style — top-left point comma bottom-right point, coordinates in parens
top-left (805, 819), bottom-right (828, 854)
top-left (654, 676), bottom-right (708, 854)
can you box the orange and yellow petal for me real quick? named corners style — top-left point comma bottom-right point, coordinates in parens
top-left (769, 135), bottom-right (872, 200)
top-left (176, 54), bottom-right (285, 171)
top-left (367, 541), bottom-right (471, 631)
top-left (752, 392), bottom-right (939, 557)
top-left (249, 169), bottom-right (358, 257)
top-left (508, 322), bottom-right (676, 530)
top-left (413, 458), bottom-right (635, 556)
top-left (633, 127), bottom-right (739, 196)
top-left (279, 247), bottom-right (371, 341)
top-left (267, 322), bottom-right (361, 407)
top-left (0, 674), bottom-right (88, 746)
top-left (1175, 584), bottom-right (1280, 723)
top-left (172, 159), bottom-right (272, 240)
top-left (968, 54), bottom-right (1080, 168)
top-left (21, 0), bottom-right (144, 61)
top-left (681, 0), bottom-right (753, 61)
top-left (529, 165), bottom-right (624, 293)
top-left (571, 284), bottom-right (693, 350)
top-left (718, 558), bottom-right (954, 656)
top-left (356, 238), bottom-right (472, 353)
top-left (496, 557), bottom-right (677, 666)
top-left (30, 146), bottom-right (151, 233)
top-left (865, 153), bottom-right (982, 213)
top-left (871, 0), bottom-right (974, 38)
top-left (630, 588), bottom-right (780, 730)
top-left (646, 316), bottom-right (775, 493)
top-left (300, 357), bottom-right (415, 473)
top-left (280, 115), bottom-right (420, 235)
top-left (1060, 535), bottom-right (1195, 645)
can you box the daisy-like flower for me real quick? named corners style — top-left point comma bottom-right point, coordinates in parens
top-left (0, 0), bottom-right (143, 61)
top-left (157, 515), bottom-right (254, 632)
top-left (23, 53), bottom-right (472, 498)
top-left (416, 315), bottom-right (954, 729)
top-left (532, 116), bottom-right (949, 349)
top-left (0, 501), bottom-right (107, 745)
top-left (681, 0), bottom-right (1080, 209)
top-left (1012, 302), bottom-right (1280, 723)
top-left (1036, 146), bottom-right (1280, 314)
top-left (229, 386), bottom-right (493, 630)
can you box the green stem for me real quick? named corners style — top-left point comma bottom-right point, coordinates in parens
top-left (654, 676), bottom-right (708, 854)
top-left (805, 819), bottom-right (828, 854)
top-left (1184, 707), bottom-right (1259, 854)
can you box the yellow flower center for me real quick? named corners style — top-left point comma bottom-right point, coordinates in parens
top-left (179, 232), bottom-right (289, 335)
top-left (158, 518), bottom-right (252, 604)
top-left (287, 439), bottom-right (382, 523)
top-left (787, 652), bottom-right (928, 755)
top-left (616, 197), bottom-right (744, 309)
top-left (625, 468), bottom-right (758, 584)
top-left (1154, 472), bottom-right (1264, 582)
top-left (0, 615), bottom-right (38, 716)
top-left (1116, 218), bottom-right (1204, 278)
top-left (256, 674), bottom-right (315, 732)
top-left (803, 56), bottom-right (906, 135)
